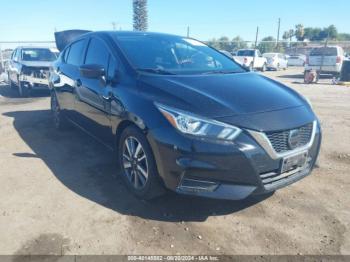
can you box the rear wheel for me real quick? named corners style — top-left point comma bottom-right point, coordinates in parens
top-left (118, 126), bottom-right (165, 200)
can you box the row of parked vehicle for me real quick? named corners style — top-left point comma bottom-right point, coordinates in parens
top-left (220, 46), bottom-right (348, 77)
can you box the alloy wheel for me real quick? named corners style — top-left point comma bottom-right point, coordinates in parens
top-left (122, 136), bottom-right (149, 189)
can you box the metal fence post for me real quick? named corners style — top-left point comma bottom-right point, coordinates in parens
top-left (0, 44), bottom-right (4, 72)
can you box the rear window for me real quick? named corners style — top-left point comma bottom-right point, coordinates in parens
top-left (237, 50), bottom-right (255, 56)
top-left (310, 47), bottom-right (338, 56)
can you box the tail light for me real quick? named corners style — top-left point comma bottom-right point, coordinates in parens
top-left (336, 56), bottom-right (342, 63)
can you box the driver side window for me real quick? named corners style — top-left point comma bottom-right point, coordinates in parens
top-left (85, 38), bottom-right (109, 70)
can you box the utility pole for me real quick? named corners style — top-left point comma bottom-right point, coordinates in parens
top-left (253, 26), bottom-right (259, 70)
top-left (254, 26), bottom-right (259, 49)
top-left (276, 18), bottom-right (281, 48)
top-left (187, 26), bottom-right (190, 38)
top-left (0, 44), bottom-right (4, 71)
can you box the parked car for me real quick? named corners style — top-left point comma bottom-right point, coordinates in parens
top-left (263, 53), bottom-right (288, 70)
top-left (50, 30), bottom-right (321, 200)
top-left (288, 54), bottom-right (306, 67)
top-left (233, 49), bottom-right (267, 71)
top-left (7, 47), bottom-right (57, 97)
top-left (305, 46), bottom-right (345, 76)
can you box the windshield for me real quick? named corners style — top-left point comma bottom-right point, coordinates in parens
top-left (237, 50), bottom-right (255, 56)
top-left (21, 48), bottom-right (57, 62)
top-left (114, 34), bottom-right (245, 75)
top-left (310, 47), bottom-right (338, 56)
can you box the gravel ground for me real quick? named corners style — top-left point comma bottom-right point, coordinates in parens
top-left (0, 67), bottom-right (349, 255)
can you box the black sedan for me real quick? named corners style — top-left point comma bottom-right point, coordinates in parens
top-left (49, 30), bottom-right (321, 200)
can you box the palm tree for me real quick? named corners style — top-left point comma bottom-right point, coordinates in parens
top-left (133, 0), bottom-right (148, 31)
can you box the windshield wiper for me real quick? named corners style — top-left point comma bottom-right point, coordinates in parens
top-left (202, 70), bottom-right (243, 75)
top-left (137, 68), bottom-right (176, 75)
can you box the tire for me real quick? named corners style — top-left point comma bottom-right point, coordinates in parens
top-left (276, 64), bottom-right (280, 71)
top-left (18, 81), bottom-right (29, 97)
top-left (8, 73), bottom-right (15, 90)
top-left (261, 63), bottom-right (267, 72)
top-left (249, 63), bottom-right (254, 71)
top-left (50, 92), bottom-right (68, 130)
top-left (118, 126), bottom-right (165, 200)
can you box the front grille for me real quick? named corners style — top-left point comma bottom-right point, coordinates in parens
top-left (266, 123), bottom-right (313, 153)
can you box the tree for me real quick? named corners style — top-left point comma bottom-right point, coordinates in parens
top-left (295, 24), bottom-right (305, 41)
top-left (133, 0), bottom-right (148, 31)
top-left (217, 36), bottom-right (232, 51)
top-left (324, 25), bottom-right (338, 40)
top-left (338, 33), bottom-right (350, 41)
top-left (231, 36), bottom-right (247, 50)
top-left (258, 36), bottom-right (276, 53)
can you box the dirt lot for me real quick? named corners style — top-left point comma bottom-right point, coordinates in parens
top-left (0, 67), bottom-right (349, 256)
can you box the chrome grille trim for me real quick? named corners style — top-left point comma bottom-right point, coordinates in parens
top-left (266, 123), bottom-right (313, 153)
top-left (247, 121), bottom-right (317, 160)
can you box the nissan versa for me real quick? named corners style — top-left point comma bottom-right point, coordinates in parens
top-left (49, 30), bottom-right (321, 200)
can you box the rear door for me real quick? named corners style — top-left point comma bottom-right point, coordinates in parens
top-left (55, 39), bottom-right (88, 119)
top-left (309, 47), bottom-right (338, 66)
top-left (74, 37), bottom-right (114, 145)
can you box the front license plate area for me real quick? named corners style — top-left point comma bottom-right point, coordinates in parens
top-left (281, 151), bottom-right (308, 174)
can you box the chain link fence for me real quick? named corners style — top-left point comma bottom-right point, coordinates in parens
top-left (1, 40), bottom-right (350, 73)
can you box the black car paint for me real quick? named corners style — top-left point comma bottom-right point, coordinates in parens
top-left (50, 31), bottom-right (321, 200)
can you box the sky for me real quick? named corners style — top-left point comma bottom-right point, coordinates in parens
top-left (0, 0), bottom-right (349, 44)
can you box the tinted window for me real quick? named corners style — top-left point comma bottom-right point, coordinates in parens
top-left (115, 34), bottom-right (245, 75)
top-left (107, 57), bottom-right (118, 80)
top-left (310, 47), bottom-right (337, 56)
top-left (85, 38), bottom-right (109, 70)
top-left (67, 40), bottom-right (86, 66)
top-left (237, 50), bottom-right (255, 57)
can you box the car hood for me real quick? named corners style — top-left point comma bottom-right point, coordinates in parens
top-left (138, 72), bottom-right (306, 119)
top-left (21, 61), bottom-right (53, 68)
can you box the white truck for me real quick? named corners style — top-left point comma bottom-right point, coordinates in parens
top-left (233, 49), bottom-right (267, 71)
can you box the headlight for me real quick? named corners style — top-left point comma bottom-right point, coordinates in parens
top-left (155, 103), bottom-right (241, 141)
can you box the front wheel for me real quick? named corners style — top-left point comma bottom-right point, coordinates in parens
top-left (118, 126), bottom-right (165, 200)
top-left (261, 63), bottom-right (267, 72)
top-left (18, 81), bottom-right (29, 97)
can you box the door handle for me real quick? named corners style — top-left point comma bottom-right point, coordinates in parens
top-left (101, 92), bottom-right (113, 101)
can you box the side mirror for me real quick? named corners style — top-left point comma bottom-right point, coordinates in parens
top-left (80, 64), bottom-right (105, 79)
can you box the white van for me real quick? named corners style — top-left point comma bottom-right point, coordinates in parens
top-left (305, 46), bottom-right (344, 76)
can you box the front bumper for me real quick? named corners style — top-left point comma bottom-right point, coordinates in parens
top-left (305, 64), bottom-right (342, 74)
top-left (20, 74), bottom-right (49, 87)
top-left (147, 121), bottom-right (321, 200)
